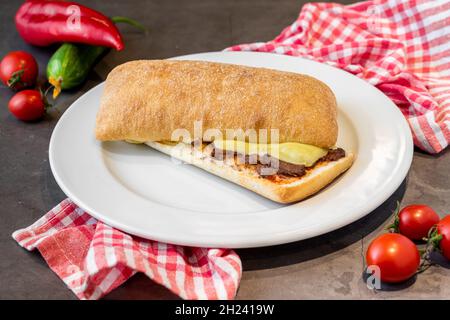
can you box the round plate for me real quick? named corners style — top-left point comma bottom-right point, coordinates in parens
top-left (49, 51), bottom-right (413, 248)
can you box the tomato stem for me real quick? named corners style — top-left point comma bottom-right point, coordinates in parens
top-left (39, 86), bottom-right (53, 111)
top-left (43, 84), bottom-right (53, 98)
top-left (7, 69), bottom-right (25, 89)
top-left (417, 225), bottom-right (443, 274)
top-left (385, 201), bottom-right (401, 233)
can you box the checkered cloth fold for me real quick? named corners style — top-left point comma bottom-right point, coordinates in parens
top-left (12, 199), bottom-right (242, 300)
top-left (226, 0), bottom-right (450, 153)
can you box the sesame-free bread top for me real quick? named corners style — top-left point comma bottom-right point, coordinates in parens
top-left (95, 60), bottom-right (338, 148)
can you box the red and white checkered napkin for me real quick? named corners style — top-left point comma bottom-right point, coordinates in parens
top-left (227, 0), bottom-right (450, 153)
top-left (12, 199), bottom-right (242, 300)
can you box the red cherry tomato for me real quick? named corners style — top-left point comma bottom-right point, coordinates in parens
top-left (436, 215), bottom-right (450, 260)
top-left (8, 90), bottom-right (46, 121)
top-left (398, 205), bottom-right (440, 240)
top-left (366, 233), bottom-right (420, 283)
top-left (0, 51), bottom-right (38, 90)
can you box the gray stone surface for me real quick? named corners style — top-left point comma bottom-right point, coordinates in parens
top-left (0, 0), bottom-right (448, 300)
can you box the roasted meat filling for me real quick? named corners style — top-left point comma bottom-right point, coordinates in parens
top-left (210, 147), bottom-right (346, 178)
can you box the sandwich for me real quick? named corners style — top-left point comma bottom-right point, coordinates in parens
top-left (95, 60), bottom-right (354, 203)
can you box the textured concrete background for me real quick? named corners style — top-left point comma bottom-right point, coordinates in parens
top-left (0, 0), bottom-right (448, 299)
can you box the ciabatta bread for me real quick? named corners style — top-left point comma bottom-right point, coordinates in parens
top-left (95, 60), bottom-right (338, 148)
top-left (95, 59), bottom-right (353, 203)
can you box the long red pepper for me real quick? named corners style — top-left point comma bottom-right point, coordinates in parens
top-left (15, 0), bottom-right (124, 50)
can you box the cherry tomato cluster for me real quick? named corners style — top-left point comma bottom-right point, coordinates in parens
top-left (1, 51), bottom-right (49, 121)
top-left (366, 204), bottom-right (450, 284)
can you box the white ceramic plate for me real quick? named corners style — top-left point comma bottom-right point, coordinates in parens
top-left (49, 51), bottom-right (413, 248)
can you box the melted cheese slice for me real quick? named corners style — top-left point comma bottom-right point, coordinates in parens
top-left (213, 140), bottom-right (327, 167)
top-left (127, 139), bottom-right (328, 167)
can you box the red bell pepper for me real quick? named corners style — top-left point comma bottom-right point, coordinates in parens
top-left (15, 0), bottom-right (124, 50)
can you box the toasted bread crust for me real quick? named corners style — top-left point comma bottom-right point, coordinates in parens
top-left (146, 141), bottom-right (354, 203)
top-left (96, 60), bottom-right (338, 148)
